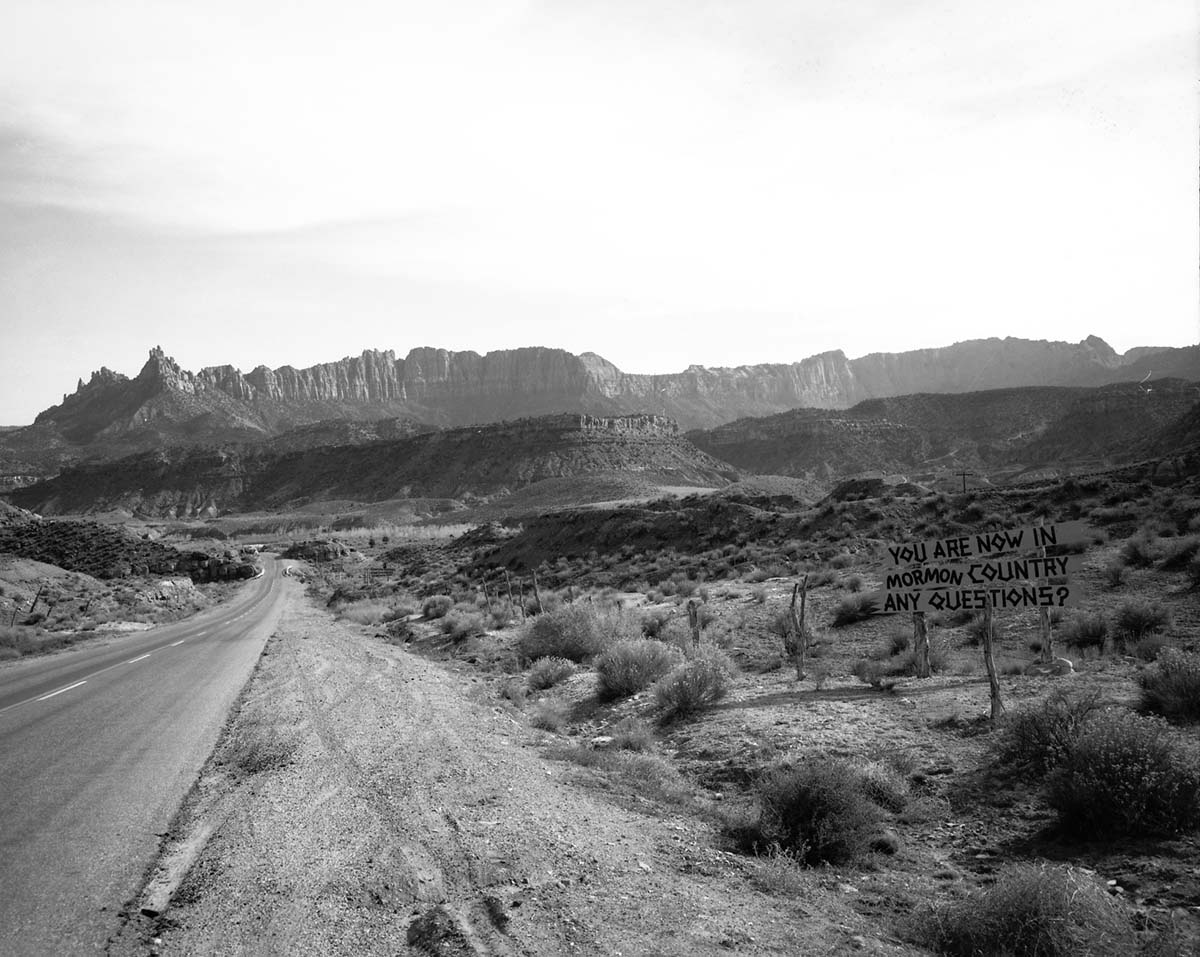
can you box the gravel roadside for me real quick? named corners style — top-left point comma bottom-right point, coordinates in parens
top-left (108, 589), bottom-right (889, 956)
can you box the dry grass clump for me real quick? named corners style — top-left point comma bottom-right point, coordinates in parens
top-left (1046, 709), bottom-right (1200, 837)
top-left (750, 757), bottom-right (895, 865)
top-left (916, 862), bottom-right (1136, 957)
top-left (655, 649), bottom-right (734, 722)
top-left (527, 656), bottom-right (576, 691)
top-left (595, 639), bottom-right (680, 701)
top-left (1138, 648), bottom-right (1200, 723)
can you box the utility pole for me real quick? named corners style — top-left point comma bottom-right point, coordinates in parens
top-left (955, 470), bottom-right (974, 493)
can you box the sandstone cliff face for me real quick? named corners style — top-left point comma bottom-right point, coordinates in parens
top-left (13, 339), bottom-right (1199, 477)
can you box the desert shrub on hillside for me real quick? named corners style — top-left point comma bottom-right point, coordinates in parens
top-left (529, 700), bottom-right (569, 732)
top-left (1158, 534), bottom-right (1200, 571)
top-left (752, 758), bottom-right (888, 865)
top-left (830, 593), bottom-right (877, 627)
top-left (595, 639), bottom-right (680, 701)
top-left (916, 862), bottom-right (1136, 957)
top-left (1130, 633), bottom-right (1168, 662)
top-left (1046, 709), bottom-right (1200, 836)
top-left (421, 594), bottom-right (454, 619)
top-left (655, 650), bottom-right (734, 721)
top-left (996, 689), bottom-right (1104, 778)
top-left (1119, 530), bottom-right (1161, 568)
top-left (1113, 599), bottom-right (1172, 644)
top-left (609, 716), bottom-right (654, 751)
top-left (639, 608), bottom-right (671, 639)
top-left (1139, 648), bottom-right (1200, 723)
top-left (1059, 612), bottom-right (1108, 653)
top-left (527, 656), bottom-right (576, 691)
top-left (336, 597), bottom-right (414, 625)
top-left (439, 609), bottom-right (485, 641)
top-left (517, 604), bottom-right (632, 664)
top-left (1103, 559), bottom-right (1129, 589)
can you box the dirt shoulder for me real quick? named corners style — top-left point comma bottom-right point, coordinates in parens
top-left (110, 587), bottom-right (896, 956)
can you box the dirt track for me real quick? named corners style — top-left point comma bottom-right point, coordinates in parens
top-left (111, 587), bottom-right (892, 956)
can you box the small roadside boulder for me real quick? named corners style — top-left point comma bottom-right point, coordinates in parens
top-left (1023, 657), bottom-right (1074, 677)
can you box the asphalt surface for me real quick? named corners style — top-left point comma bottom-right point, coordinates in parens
top-left (0, 558), bottom-right (291, 956)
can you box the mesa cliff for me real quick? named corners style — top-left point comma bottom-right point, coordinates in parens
top-left (4, 337), bottom-right (1197, 478)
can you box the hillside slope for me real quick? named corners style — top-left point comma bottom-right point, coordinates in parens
top-left (688, 380), bottom-right (1200, 480)
top-left (10, 415), bottom-right (738, 517)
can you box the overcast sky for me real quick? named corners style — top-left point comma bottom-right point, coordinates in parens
top-left (2, 0), bottom-right (1196, 424)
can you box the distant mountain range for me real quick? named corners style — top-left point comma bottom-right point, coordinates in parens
top-left (2, 336), bottom-right (1196, 479)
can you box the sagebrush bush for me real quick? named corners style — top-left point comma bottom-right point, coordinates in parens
top-left (830, 593), bottom-right (877, 627)
top-left (1103, 560), bottom-right (1127, 589)
top-left (917, 862), bottom-right (1136, 957)
top-left (527, 656), bottom-right (576, 691)
top-left (855, 760), bottom-right (910, 812)
top-left (753, 758), bottom-right (885, 865)
top-left (1158, 534), bottom-right (1200, 571)
top-left (595, 639), bottom-right (680, 700)
top-left (639, 608), bottom-right (671, 639)
top-left (1139, 648), bottom-right (1200, 723)
top-left (1113, 600), bottom-right (1172, 643)
top-left (655, 650), bottom-right (733, 721)
top-left (517, 604), bottom-right (631, 663)
top-left (1059, 611), bottom-right (1107, 652)
top-left (439, 609), bottom-right (485, 641)
top-left (421, 594), bottom-right (454, 619)
top-left (1188, 555), bottom-right (1200, 591)
top-left (1046, 709), bottom-right (1200, 836)
top-left (996, 689), bottom-right (1104, 777)
top-left (1130, 633), bottom-right (1168, 662)
top-left (1119, 531), bottom-right (1161, 568)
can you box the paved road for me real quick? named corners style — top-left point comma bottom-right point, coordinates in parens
top-left (0, 558), bottom-right (292, 956)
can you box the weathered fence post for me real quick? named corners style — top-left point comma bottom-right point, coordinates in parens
top-left (531, 571), bottom-right (544, 616)
top-left (982, 596), bottom-right (1005, 721)
top-left (785, 575), bottom-right (809, 680)
top-left (686, 599), bottom-right (702, 650)
top-left (913, 611), bottom-right (931, 678)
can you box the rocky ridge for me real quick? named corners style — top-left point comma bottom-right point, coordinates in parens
top-left (10, 414), bottom-right (735, 517)
top-left (687, 380), bottom-right (1200, 481)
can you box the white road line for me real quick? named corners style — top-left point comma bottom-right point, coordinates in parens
top-left (36, 680), bottom-right (87, 701)
top-left (169, 640), bottom-right (185, 647)
top-left (127, 654), bottom-right (151, 664)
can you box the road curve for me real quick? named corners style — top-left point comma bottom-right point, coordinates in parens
top-left (0, 557), bottom-right (292, 956)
